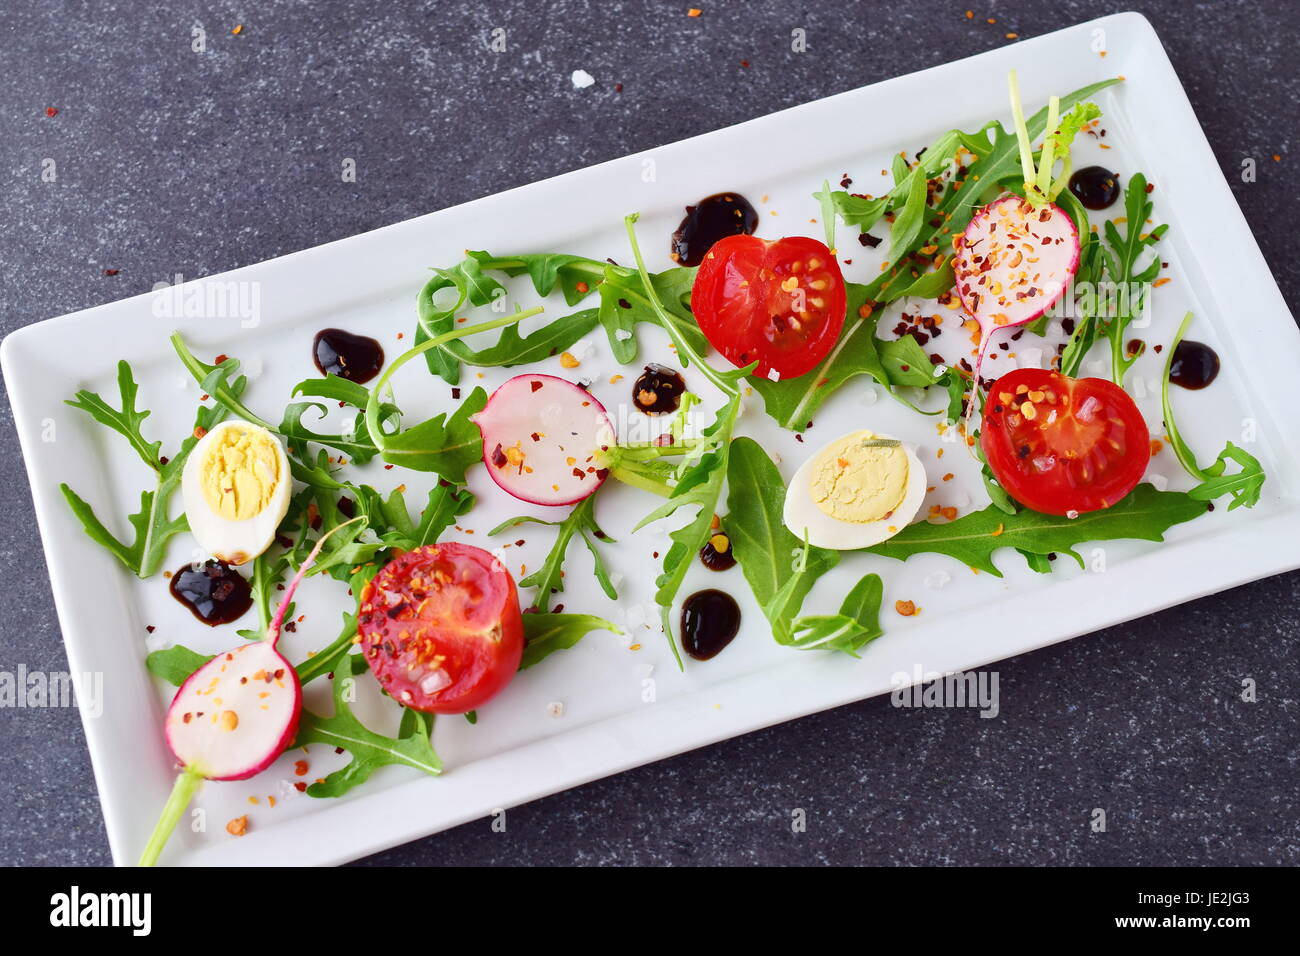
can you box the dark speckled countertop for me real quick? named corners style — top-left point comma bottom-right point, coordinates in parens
top-left (2, 0), bottom-right (1296, 866)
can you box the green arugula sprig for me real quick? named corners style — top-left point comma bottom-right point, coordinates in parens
top-left (866, 483), bottom-right (1207, 575)
top-left (1101, 172), bottom-right (1168, 385)
top-left (520, 612), bottom-right (621, 670)
top-left (61, 361), bottom-right (242, 578)
top-left (295, 654), bottom-right (441, 798)
top-left (1160, 312), bottom-right (1266, 510)
top-left (489, 496), bottom-right (618, 612)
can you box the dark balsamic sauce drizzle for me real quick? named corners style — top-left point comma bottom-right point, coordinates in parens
top-left (312, 328), bottom-right (385, 383)
top-left (1067, 166), bottom-right (1121, 210)
top-left (699, 532), bottom-right (737, 571)
top-left (1169, 340), bottom-right (1221, 390)
top-left (671, 193), bottom-right (759, 266)
top-left (632, 363), bottom-right (686, 415)
top-left (170, 560), bottom-right (253, 626)
top-left (680, 589), bottom-right (741, 661)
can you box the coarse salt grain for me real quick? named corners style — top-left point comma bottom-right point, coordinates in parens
top-left (766, 368), bottom-right (781, 382)
top-left (571, 69), bottom-right (595, 89)
top-left (1018, 347), bottom-right (1042, 369)
top-left (924, 570), bottom-right (952, 590)
top-left (614, 329), bottom-right (633, 341)
top-left (547, 701), bottom-right (565, 717)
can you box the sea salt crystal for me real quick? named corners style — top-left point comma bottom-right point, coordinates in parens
top-left (861, 385), bottom-right (879, 405)
top-left (176, 375), bottom-right (190, 390)
top-left (571, 69), bottom-right (595, 89)
top-left (1018, 348), bottom-right (1043, 370)
top-left (1086, 359), bottom-right (1106, 376)
top-left (614, 329), bottom-right (633, 341)
top-left (766, 368), bottom-right (781, 382)
top-left (243, 355), bottom-right (264, 381)
top-left (608, 572), bottom-right (625, 591)
top-left (924, 570), bottom-right (952, 590)
top-left (1046, 321), bottom-right (1064, 339)
top-left (547, 701), bottom-right (565, 718)
top-left (624, 603), bottom-right (647, 629)
top-left (1131, 377), bottom-right (1147, 399)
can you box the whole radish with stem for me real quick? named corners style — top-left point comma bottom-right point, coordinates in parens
top-left (138, 517), bottom-right (362, 866)
top-left (954, 71), bottom-right (1099, 439)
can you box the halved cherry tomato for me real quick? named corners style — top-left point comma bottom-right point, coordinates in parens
top-left (691, 235), bottom-right (847, 380)
top-left (357, 543), bottom-right (523, 714)
top-left (980, 369), bottom-right (1150, 515)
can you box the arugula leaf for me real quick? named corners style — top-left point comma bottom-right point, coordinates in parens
top-left (788, 573), bottom-right (884, 655)
top-left (169, 335), bottom-right (272, 430)
top-left (295, 613), bottom-right (361, 685)
top-left (62, 364), bottom-right (239, 577)
top-left (416, 253), bottom-right (604, 382)
top-left (815, 189), bottom-right (890, 232)
top-left (145, 645), bottom-right (214, 686)
top-left (490, 496), bottom-right (616, 611)
top-left (295, 654), bottom-right (441, 798)
top-left (1102, 172), bottom-right (1168, 384)
top-left (377, 386), bottom-right (486, 480)
top-left (596, 263), bottom-right (707, 364)
top-left (866, 483), bottom-right (1207, 576)
top-left (725, 437), bottom-right (839, 640)
top-left (520, 612), bottom-right (621, 670)
top-left (1160, 312), bottom-right (1266, 510)
top-left (66, 361), bottom-right (162, 469)
top-left (889, 163), bottom-right (930, 264)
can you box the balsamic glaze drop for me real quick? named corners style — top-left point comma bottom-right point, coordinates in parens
top-left (632, 363), bottom-right (686, 415)
top-left (671, 193), bottom-right (759, 266)
top-left (170, 560), bottom-right (253, 626)
top-left (1169, 340), bottom-right (1221, 390)
top-left (699, 531), bottom-right (737, 571)
top-left (680, 589), bottom-right (741, 661)
top-left (1067, 166), bottom-right (1121, 210)
top-left (312, 328), bottom-right (385, 383)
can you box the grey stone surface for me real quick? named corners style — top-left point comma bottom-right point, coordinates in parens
top-left (1, 0), bottom-right (1296, 866)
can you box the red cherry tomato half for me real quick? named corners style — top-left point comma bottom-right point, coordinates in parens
top-left (357, 542), bottom-right (523, 714)
top-left (691, 234), bottom-right (847, 381)
top-left (980, 369), bottom-right (1150, 516)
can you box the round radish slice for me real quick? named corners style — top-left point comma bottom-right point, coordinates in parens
top-left (164, 641), bottom-right (301, 781)
top-left (472, 374), bottom-right (616, 506)
top-left (953, 194), bottom-right (1079, 331)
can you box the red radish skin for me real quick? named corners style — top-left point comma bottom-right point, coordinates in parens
top-left (164, 642), bottom-right (301, 780)
top-left (472, 374), bottom-right (617, 507)
top-left (138, 518), bottom-right (360, 866)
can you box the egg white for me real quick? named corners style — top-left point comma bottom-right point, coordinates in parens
top-left (782, 432), bottom-right (928, 550)
top-left (181, 420), bottom-right (292, 565)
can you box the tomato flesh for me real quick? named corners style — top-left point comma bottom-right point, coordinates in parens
top-left (691, 235), bottom-right (847, 380)
top-left (980, 369), bottom-right (1150, 515)
top-left (357, 543), bottom-right (523, 714)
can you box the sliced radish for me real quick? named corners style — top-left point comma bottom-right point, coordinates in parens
top-left (472, 374), bottom-right (616, 506)
top-left (953, 195), bottom-right (1079, 332)
top-left (164, 641), bottom-right (300, 781)
top-left (138, 518), bottom-right (359, 866)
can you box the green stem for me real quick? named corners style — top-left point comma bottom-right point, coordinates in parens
top-left (169, 333), bottom-right (274, 430)
top-left (610, 465), bottom-right (674, 498)
top-left (364, 307), bottom-right (544, 453)
top-left (138, 765), bottom-right (204, 867)
top-left (1160, 311), bottom-right (1208, 482)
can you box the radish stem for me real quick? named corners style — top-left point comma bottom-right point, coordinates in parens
top-left (138, 765), bottom-right (204, 867)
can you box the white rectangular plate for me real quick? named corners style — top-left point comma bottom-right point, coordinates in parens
top-left (6, 12), bottom-right (1300, 866)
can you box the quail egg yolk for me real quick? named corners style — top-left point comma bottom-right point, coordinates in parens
top-left (200, 426), bottom-right (281, 521)
top-left (809, 430), bottom-right (909, 523)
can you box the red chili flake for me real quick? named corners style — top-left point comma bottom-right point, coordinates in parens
top-left (1145, 182), bottom-right (1155, 193)
top-left (145, 625), bottom-right (156, 633)
top-left (214, 353), bottom-right (228, 364)
top-left (46, 107), bottom-right (58, 117)
top-left (740, 59), bottom-right (750, 68)
top-left (614, 82), bottom-right (623, 92)
top-left (451, 387), bottom-right (461, 399)
top-left (294, 782), bottom-right (308, 792)
top-left (103, 268), bottom-right (120, 276)
top-left (530, 380), bottom-right (543, 392)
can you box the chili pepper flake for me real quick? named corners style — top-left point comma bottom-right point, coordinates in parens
top-left (226, 815), bottom-right (249, 836)
top-left (895, 600), bottom-right (919, 617)
top-left (232, 24), bottom-right (243, 35)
